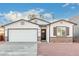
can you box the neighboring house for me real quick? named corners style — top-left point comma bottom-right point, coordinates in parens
top-left (0, 18), bottom-right (77, 43)
top-left (70, 16), bottom-right (79, 42)
top-left (0, 27), bottom-right (4, 35)
top-left (0, 27), bottom-right (4, 41)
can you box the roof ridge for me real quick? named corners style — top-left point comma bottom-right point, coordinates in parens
top-left (29, 18), bottom-right (50, 23)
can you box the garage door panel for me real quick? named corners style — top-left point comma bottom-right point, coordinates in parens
top-left (8, 29), bottom-right (37, 42)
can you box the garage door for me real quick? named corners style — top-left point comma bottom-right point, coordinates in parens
top-left (8, 29), bottom-right (37, 42)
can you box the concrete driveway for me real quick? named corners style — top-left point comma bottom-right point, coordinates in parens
top-left (38, 42), bottom-right (79, 56)
top-left (0, 42), bottom-right (37, 56)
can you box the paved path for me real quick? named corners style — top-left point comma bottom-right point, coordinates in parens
top-left (0, 42), bottom-right (37, 56)
top-left (38, 42), bottom-right (79, 56)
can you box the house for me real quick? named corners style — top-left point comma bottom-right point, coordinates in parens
top-left (1, 18), bottom-right (77, 43)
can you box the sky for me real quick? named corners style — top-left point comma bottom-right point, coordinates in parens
top-left (0, 3), bottom-right (79, 25)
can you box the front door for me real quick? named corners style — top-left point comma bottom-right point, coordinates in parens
top-left (41, 29), bottom-right (46, 41)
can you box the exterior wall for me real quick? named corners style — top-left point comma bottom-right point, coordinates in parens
top-left (49, 21), bottom-right (74, 43)
top-left (46, 25), bottom-right (50, 43)
top-left (4, 20), bottom-right (40, 41)
top-left (73, 25), bottom-right (79, 42)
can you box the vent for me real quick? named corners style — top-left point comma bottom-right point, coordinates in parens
top-left (21, 21), bottom-right (25, 25)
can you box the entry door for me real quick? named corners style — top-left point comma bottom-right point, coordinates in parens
top-left (41, 29), bottom-right (46, 41)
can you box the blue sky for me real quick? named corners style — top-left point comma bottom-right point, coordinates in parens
top-left (0, 3), bottom-right (79, 24)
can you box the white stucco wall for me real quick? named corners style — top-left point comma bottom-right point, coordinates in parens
top-left (46, 25), bottom-right (50, 42)
top-left (73, 25), bottom-right (79, 37)
top-left (4, 20), bottom-right (40, 41)
top-left (70, 17), bottom-right (79, 38)
top-left (49, 21), bottom-right (74, 37)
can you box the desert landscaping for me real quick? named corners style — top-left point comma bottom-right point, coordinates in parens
top-left (38, 42), bottom-right (79, 56)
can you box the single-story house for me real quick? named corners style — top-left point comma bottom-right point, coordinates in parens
top-left (0, 18), bottom-right (77, 43)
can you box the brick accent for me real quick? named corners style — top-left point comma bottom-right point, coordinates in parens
top-left (50, 37), bottom-right (73, 43)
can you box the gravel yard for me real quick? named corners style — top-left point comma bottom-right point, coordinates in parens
top-left (38, 42), bottom-right (79, 56)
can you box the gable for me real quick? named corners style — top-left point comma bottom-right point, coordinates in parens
top-left (30, 18), bottom-right (50, 25)
top-left (50, 20), bottom-right (77, 26)
top-left (4, 20), bottom-right (40, 29)
top-left (50, 20), bottom-right (75, 27)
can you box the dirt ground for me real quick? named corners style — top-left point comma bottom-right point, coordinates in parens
top-left (37, 42), bottom-right (79, 56)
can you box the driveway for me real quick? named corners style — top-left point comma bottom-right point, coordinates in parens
top-left (38, 42), bottom-right (79, 56)
top-left (0, 42), bottom-right (37, 56)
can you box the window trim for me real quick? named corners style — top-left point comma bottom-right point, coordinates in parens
top-left (54, 26), bottom-right (69, 37)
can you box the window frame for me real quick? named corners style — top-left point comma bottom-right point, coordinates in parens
top-left (54, 26), bottom-right (69, 37)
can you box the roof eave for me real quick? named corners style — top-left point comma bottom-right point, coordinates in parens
top-left (1, 19), bottom-right (40, 27)
top-left (48, 19), bottom-right (77, 25)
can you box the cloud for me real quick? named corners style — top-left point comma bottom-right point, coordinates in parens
top-left (3, 8), bottom-right (45, 21)
top-left (4, 11), bottom-right (23, 21)
top-left (0, 15), bottom-right (11, 25)
top-left (42, 13), bottom-right (54, 22)
top-left (62, 3), bottom-right (70, 7)
top-left (27, 8), bottom-right (44, 13)
top-left (71, 6), bottom-right (76, 9)
top-left (62, 3), bottom-right (79, 8)
top-left (0, 8), bottom-right (54, 24)
top-left (62, 3), bottom-right (78, 10)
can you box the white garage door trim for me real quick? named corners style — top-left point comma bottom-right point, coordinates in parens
top-left (7, 28), bottom-right (38, 42)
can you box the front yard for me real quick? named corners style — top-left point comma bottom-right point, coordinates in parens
top-left (37, 42), bottom-right (79, 56)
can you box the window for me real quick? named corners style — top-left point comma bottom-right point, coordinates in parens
top-left (53, 26), bottom-right (69, 37)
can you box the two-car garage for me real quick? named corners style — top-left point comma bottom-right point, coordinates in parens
top-left (8, 28), bottom-right (37, 42)
top-left (3, 19), bottom-right (40, 42)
